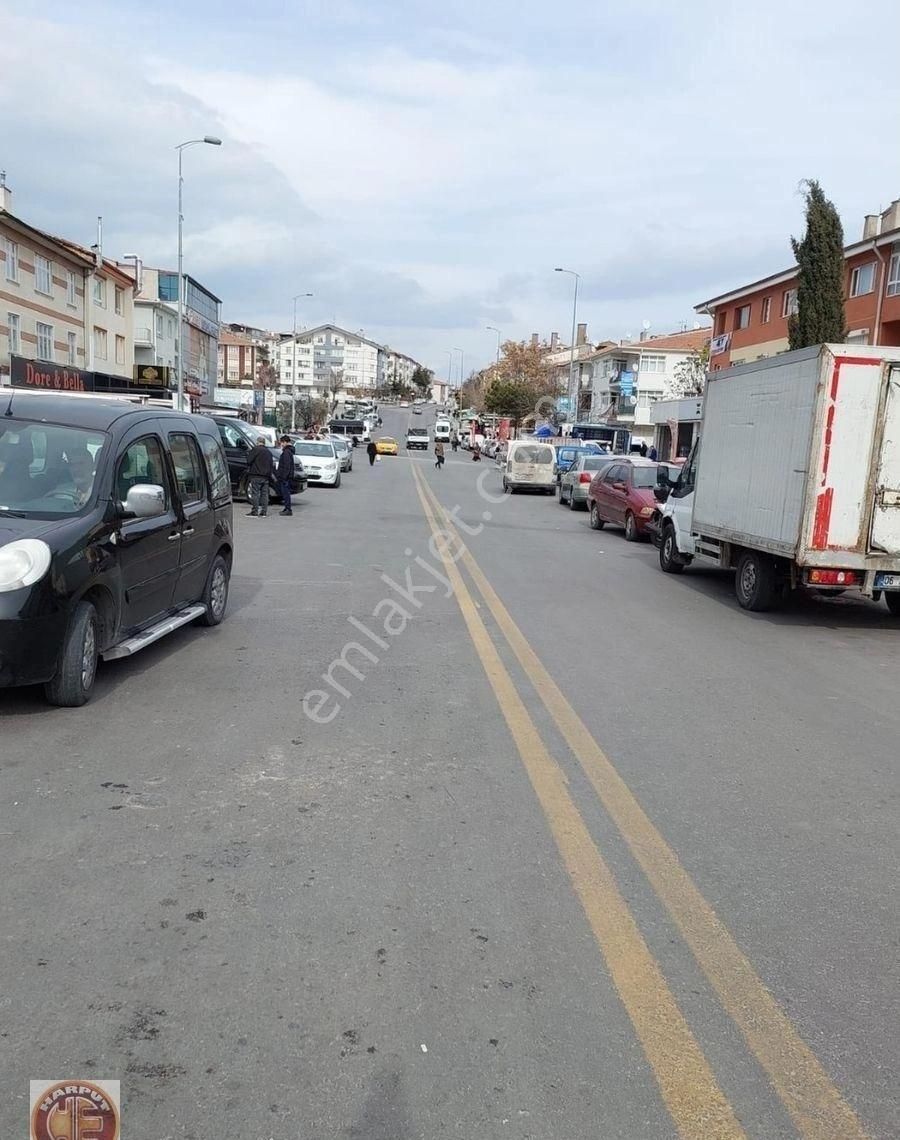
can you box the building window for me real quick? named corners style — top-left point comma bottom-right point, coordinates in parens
top-left (35, 255), bottom-right (52, 296)
top-left (66, 269), bottom-right (77, 306)
top-left (93, 277), bottom-right (106, 307)
top-left (3, 238), bottom-right (18, 282)
top-left (115, 334), bottom-right (126, 365)
top-left (36, 321), bottom-right (54, 361)
top-left (734, 304), bottom-right (751, 330)
top-left (167, 317), bottom-right (174, 338)
top-left (761, 297), bottom-right (771, 323)
top-left (639, 355), bottom-right (666, 373)
top-left (156, 313), bottom-right (164, 339)
top-left (67, 331), bottom-right (77, 364)
top-left (158, 273), bottom-right (179, 302)
top-left (94, 326), bottom-right (108, 360)
top-left (8, 312), bottom-right (20, 354)
top-left (849, 263), bottom-right (876, 298)
top-left (782, 288), bottom-right (798, 317)
top-left (888, 251), bottom-right (900, 297)
top-left (115, 286), bottom-right (124, 315)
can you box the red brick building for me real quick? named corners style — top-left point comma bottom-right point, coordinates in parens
top-left (696, 199), bottom-right (900, 370)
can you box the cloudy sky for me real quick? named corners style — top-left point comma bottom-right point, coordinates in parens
top-left (3, 0), bottom-right (900, 378)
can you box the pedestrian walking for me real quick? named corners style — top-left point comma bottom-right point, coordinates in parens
top-left (648, 445), bottom-right (659, 461)
top-left (434, 440), bottom-right (445, 469)
top-left (276, 435), bottom-right (296, 516)
top-left (451, 433), bottom-right (459, 452)
top-left (639, 441), bottom-right (648, 457)
top-left (246, 436), bottom-right (274, 516)
top-left (367, 439), bottom-right (378, 467)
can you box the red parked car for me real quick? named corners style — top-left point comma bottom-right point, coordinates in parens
top-left (588, 458), bottom-right (682, 541)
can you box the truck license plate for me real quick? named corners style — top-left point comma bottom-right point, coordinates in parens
top-left (875, 572), bottom-right (900, 590)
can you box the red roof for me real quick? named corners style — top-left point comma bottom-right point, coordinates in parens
top-left (618, 328), bottom-right (711, 353)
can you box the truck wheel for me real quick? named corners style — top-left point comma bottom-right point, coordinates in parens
top-left (589, 503), bottom-right (605, 530)
top-left (624, 511), bottom-right (639, 541)
top-left (45, 601), bottom-right (99, 707)
top-left (198, 554), bottom-right (230, 627)
top-left (659, 526), bottom-right (684, 574)
top-left (735, 550), bottom-right (777, 611)
top-left (885, 592), bottom-right (900, 616)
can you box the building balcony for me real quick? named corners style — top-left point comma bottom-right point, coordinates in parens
top-left (134, 327), bottom-right (154, 348)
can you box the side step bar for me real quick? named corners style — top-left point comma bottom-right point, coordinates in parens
top-left (102, 604), bottom-right (207, 660)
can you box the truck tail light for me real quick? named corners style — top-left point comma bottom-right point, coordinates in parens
top-left (808, 569), bottom-right (860, 586)
top-left (579, 472), bottom-right (593, 484)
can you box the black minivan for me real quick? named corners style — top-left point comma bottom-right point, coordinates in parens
top-left (0, 392), bottom-right (234, 706)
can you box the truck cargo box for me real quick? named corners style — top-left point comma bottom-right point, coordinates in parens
top-left (693, 344), bottom-right (900, 569)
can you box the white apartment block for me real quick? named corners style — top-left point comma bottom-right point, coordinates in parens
top-left (586, 329), bottom-right (711, 443)
top-left (1, 182), bottom-right (135, 383)
top-left (125, 266), bottom-right (177, 378)
top-left (274, 324), bottom-right (384, 397)
top-left (383, 348), bottom-right (418, 389)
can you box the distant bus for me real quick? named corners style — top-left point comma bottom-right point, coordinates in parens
top-left (569, 423), bottom-right (631, 454)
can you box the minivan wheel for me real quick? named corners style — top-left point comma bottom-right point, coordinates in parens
top-left (199, 554), bottom-right (230, 627)
top-left (659, 526), bottom-right (685, 574)
top-left (589, 502), bottom-right (605, 530)
top-left (735, 550), bottom-right (777, 611)
top-left (45, 601), bottom-right (99, 707)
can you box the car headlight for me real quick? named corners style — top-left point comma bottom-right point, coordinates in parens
top-left (0, 538), bottom-right (52, 593)
top-left (640, 506), bottom-right (655, 517)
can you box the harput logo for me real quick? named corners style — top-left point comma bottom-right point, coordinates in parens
top-left (30, 1080), bottom-right (120, 1140)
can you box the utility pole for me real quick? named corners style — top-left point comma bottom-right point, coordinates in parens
top-left (555, 267), bottom-right (580, 422)
top-left (290, 292), bottom-right (313, 431)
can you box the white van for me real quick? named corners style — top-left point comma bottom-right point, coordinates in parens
top-left (502, 440), bottom-right (557, 494)
top-left (434, 419), bottom-right (451, 443)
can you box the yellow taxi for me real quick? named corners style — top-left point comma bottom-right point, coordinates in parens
top-left (375, 436), bottom-right (399, 456)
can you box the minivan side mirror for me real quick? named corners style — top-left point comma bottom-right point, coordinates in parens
top-left (121, 483), bottom-right (166, 519)
top-left (653, 485), bottom-right (669, 503)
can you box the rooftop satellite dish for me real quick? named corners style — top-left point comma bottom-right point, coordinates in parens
top-left (642, 319), bottom-right (651, 331)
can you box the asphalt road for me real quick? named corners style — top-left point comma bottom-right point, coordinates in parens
top-left (2, 405), bottom-right (898, 1139)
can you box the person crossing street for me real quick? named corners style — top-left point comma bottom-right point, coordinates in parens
top-left (434, 440), bottom-right (445, 469)
top-left (367, 439), bottom-right (378, 467)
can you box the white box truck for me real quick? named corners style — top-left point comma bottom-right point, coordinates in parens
top-left (655, 344), bottom-right (900, 613)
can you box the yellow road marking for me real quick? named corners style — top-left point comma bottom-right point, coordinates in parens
top-left (415, 468), bottom-right (870, 1140)
top-left (411, 463), bottom-right (746, 1139)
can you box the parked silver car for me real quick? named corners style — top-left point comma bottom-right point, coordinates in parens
top-left (328, 436), bottom-right (354, 472)
top-left (557, 453), bottom-right (617, 510)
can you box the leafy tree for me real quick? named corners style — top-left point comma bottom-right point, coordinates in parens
top-left (411, 365), bottom-right (433, 396)
top-left (788, 180), bottom-right (846, 349)
top-left (484, 378), bottom-right (538, 432)
top-left (667, 343), bottom-right (710, 398)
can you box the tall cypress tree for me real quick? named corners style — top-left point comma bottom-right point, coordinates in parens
top-left (788, 180), bottom-right (846, 349)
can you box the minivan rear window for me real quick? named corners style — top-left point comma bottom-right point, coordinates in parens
top-left (512, 445), bottom-right (553, 464)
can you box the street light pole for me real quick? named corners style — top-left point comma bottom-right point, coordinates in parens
top-left (176, 136), bottom-right (221, 412)
top-left (486, 325), bottom-right (501, 365)
top-left (555, 267), bottom-right (580, 423)
top-left (290, 292), bottom-right (313, 431)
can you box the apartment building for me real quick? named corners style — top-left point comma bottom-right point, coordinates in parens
top-left (120, 264), bottom-right (220, 398)
top-left (218, 327), bottom-right (268, 388)
top-left (274, 324), bottom-right (384, 397)
top-left (697, 198), bottom-right (900, 368)
top-left (383, 347), bottom-right (419, 390)
top-left (587, 328), bottom-right (711, 445)
top-left (1, 182), bottom-right (134, 384)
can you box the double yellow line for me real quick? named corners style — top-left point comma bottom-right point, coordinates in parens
top-left (410, 462), bottom-right (868, 1140)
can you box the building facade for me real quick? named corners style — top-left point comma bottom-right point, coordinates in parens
top-left (1, 184), bottom-right (135, 384)
top-left (218, 328), bottom-right (268, 389)
top-left (121, 264), bottom-right (220, 399)
top-left (274, 324), bottom-right (409, 397)
top-left (697, 198), bottom-right (900, 369)
top-left (587, 328), bottom-right (711, 445)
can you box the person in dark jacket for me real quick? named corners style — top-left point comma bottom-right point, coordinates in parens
top-left (366, 439), bottom-right (378, 467)
top-left (246, 437), bottom-right (274, 516)
top-left (276, 436), bottom-right (296, 516)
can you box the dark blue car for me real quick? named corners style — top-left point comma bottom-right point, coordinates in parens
top-left (553, 443), bottom-right (605, 484)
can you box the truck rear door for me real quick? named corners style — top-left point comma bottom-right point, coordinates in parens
top-left (870, 366), bottom-right (900, 555)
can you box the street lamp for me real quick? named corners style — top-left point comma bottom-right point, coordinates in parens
top-left (453, 347), bottom-right (465, 405)
top-left (176, 136), bottom-right (221, 411)
top-left (290, 292), bottom-right (314, 431)
top-left (555, 267), bottom-right (580, 423)
top-left (486, 325), bottom-right (502, 365)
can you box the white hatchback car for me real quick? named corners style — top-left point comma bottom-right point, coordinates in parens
top-left (292, 439), bottom-right (342, 487)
